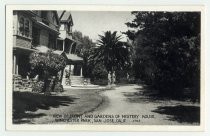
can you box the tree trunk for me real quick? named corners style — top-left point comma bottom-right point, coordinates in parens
top-left (43, 70), bottom-right (51, 95)
top-left (110, 68), bottom-right (114, 85)
top-left (60, 69), bottom-right (64, 83)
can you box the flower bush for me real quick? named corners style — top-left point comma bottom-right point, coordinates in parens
top-left (30, 50), bottom-right (66, 94)
top-left (32, 81), bottom-right (44, 93)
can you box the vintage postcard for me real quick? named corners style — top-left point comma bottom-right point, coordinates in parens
top-left (6, 5), bottom-right (205, 131)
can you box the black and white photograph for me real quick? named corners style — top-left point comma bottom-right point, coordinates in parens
top-left (5, 5), bottom-right (204, 131)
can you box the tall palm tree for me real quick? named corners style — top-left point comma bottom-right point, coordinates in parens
top-left (92, 31), bottom-right (131, 84)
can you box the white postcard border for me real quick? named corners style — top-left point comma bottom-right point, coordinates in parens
top-left (5, 5), bottom-right (205, 131)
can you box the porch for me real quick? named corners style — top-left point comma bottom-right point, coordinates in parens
top-left (62, 53), bottom-right (84, 86)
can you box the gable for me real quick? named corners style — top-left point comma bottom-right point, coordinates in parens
top-left (52, 11), bottom-right (60, 26)
top-left (58, 11), bottom-right (73, 26)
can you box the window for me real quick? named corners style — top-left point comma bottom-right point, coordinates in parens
top-left (25, 20), bottom-right (30, 37)
top-left (67, 24), bottom-right (69, 33)
top-left (65, 23), bottom-right (72, 34)
top-left (19, 17), bottom-right (24, 35)
top-left (69, 25), bottom-right (72, 33)
top-left (19, 17), bottom-right (30, 37)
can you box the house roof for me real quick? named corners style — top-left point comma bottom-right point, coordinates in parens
top-left (66, 54), bottom-right (83, 62)
top-left (57, 11), bottom-right (63, 18)
top-left (35, 45), bottom-right (50, 53)
top-left (53, 11), bottom-right (60, 26)
top-left (53, 50), bottom-right (83, 63)
top-left (13, 46), bottom-right (36, 53)
top-left (53, 50), bottom-right (64, 55)
top-left (57, 11), bottom-right (73, 25)
top-left (31, 10), bottom-right (60, 27)
top-left (35, 20), bottom-right (59, 34)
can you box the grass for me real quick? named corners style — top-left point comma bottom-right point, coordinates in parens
top-left (13, 89), bottom-right (103, 124)
top-left (13, 91), bottom-right (77, 123)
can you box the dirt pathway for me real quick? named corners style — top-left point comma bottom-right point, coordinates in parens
top-left (87, 84), bottom-right (200, 125)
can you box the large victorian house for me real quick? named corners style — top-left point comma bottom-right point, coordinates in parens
top-left (13, 10), bottom-right (60, 77)
top-left (13, 10), bottom-right (84, 89)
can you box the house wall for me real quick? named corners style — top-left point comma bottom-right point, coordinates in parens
top-left (13, 11), bottom-right (33, 49)
top-left (16, 36), bottom-right (31, 48)
top-left (66, 31), bottom-right (73, 39)
top-left (13, 12), bottom-right (18, 48)
top-left (31, 11), bottom-right (60, 49)
top-left (33, 11), bottom-right (59, 32)
top-left (13, 10), bottom-right (60, 77)
top-left (17, 12), bottom-right (33, 38)
top-left (13, 12), bottom-right (18, 35)
top-left (44, 11), bottom-right (59, 31)
top-left (48, 12), bottom-right (59, 29)
top-left (59, 22), bottom-right (75, 54)
top-left (39, 29), bottom-right (49, 46)
top-left (59, 30), bottom-right (66, 40)
top-left (59, 24), bottom-right (73, 40)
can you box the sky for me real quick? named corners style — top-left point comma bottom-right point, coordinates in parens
top-left (71, 11), bottom-right (134, 42)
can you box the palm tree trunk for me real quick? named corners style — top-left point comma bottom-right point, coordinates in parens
top-left (111, 68), bottom-right (113, 84)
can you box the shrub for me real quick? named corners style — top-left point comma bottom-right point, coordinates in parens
top-left (32, 81), bottom-right (44, 93)
top-left (91, 79), bottom-right (108, 86)
top-left (53, 82), bottom-right (64, 92)
top-left (92, 63), bottom-right (108, 80)
top-left (29, 50), bottom-right (66, 94)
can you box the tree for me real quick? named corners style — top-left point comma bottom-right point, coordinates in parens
top-left (72, 30), bottom-right (95, 55)
top-left (125, 12), bottom-right (200, 98)
top-left (93, 31), bottom-right (132, 84)
top-left (92, 62), bottom-right (108, 80)
top-left (29, 50), bottom-right (66, 94)
top-left (72, 30), bottom-right (96, 78)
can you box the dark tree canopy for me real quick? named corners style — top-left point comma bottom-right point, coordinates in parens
top-left (125, 12), bottom-right (200, 97)
top-left (72, 30), bottom-right (95, 55)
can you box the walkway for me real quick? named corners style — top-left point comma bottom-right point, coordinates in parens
top-left (88, 84), bottom-right (200, 125)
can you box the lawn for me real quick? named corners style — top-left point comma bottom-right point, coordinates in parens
top-left (13, 89), bottom-right (103, 124)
